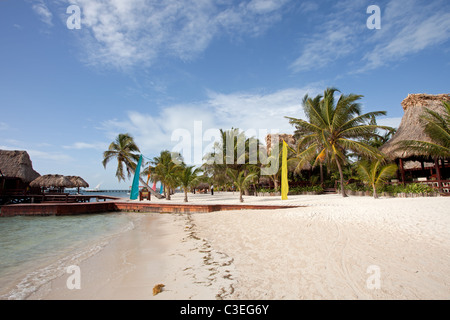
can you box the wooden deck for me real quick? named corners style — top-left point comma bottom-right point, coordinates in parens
top-left (0, 194), bottom-right (121, 205)
top-left (0, 201), bottom-right (300, 217)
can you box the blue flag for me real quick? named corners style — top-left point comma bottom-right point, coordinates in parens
top-left (130, 155), bottom-right (142, 200)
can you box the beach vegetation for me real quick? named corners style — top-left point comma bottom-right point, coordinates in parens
top-left (102, 133), bottom-right (140, 182)
top-left (356, 160), bottom-right (398, 198)
top-left (103, 133), bottom-right (163, 198)
top-left (286, 87), bottom-right (394, 197)
top-left (202, 128), bottom-right (264, 194)
top-left (177, 165), bottom-right (203, 202)
top-left (148, 150), bottom-right (183, 200)
top-left (226, 168), bottom-right (258, 202)
top-left (288, 185), bottom-right (324, 195)
top-left (379, 183), bottom-right (436, 196)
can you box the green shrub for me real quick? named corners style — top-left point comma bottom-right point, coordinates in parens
top-left (379, 183), bottom-right (435, 195)
top-left (289, 185), bottom-right (324, 194)
top-left (403, 183), bottom-right (435, 194)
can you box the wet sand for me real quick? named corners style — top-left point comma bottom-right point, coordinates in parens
top-left (28, 212), bottom-right (234, 300)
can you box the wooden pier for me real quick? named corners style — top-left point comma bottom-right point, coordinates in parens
top-left (83, 190), bottom-right (129, 193)
top-left (0, 201), bottom-right (300, 217)
top-left (0, 193), bottom-right (122, 205)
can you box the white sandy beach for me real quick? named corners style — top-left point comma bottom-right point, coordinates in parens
top-left (28, 193), bottom-right (449, 300)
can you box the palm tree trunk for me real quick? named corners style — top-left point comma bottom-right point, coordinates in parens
top-left (184, 189), bottom-right (188, 202)
top-left (319, 163), bottom-right (324, 186)
top-left (335, 159), bottom-right (348, 197)
top-left (239, 190), bottom-right (244, 202)
top-left (372, 183), bottom-right (378, 199)
top-left (166, 186), bottom-right (171, 200)
top-left (273, 178), bottom-right (279, 191)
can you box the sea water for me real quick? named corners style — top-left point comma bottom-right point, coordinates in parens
top-left (0, 212), bottom-right (135, 300)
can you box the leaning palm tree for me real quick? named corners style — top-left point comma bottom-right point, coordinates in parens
top-left (178, 165), bottom-right (202, 202)
top-left (396, 100), bottom-right (450, 158)
top-left (356, 160), bottom-right (398, 199)
top-left (287, 88), bottom-right (393, 197)
top-left (226, 168), bottom-right (257, 202)
top-left (102, 133), bottom-right (140, 181)
top-left (102, 133), bottom-right (164, 199)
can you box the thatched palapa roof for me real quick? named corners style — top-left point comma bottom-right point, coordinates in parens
top-left (30, 174), bottom-right (75, 188)
top-left (195, 182), bottom-right (210, 189)
top-left (380, 93), bottom-right (450, 160)
top-left (66, 176), bottom-right (89, 188)
top-left (0, 150), bottom-right (41, 183)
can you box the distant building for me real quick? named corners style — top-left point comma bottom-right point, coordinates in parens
top-left (380, 93), bottom-right (449, 192)
top-left (265, 134), bottom-right (296, 154)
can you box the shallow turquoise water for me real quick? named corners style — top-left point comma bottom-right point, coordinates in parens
top-left (0, 213), bottom-right (134, 299)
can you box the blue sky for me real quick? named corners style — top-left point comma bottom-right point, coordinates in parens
top-left (1, 0), bottom-right (449, 189)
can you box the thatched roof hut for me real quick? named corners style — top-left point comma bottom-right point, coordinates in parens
top-left (379, 94), bottom-right (450, 190)
top-left (380, 93), bottom-right (450, 160)
top-left (0, 150), bottom-right (40, 183)
top-left (66, 176), bottom-right (89, 188)
top-left (30, 174), bottom-right (75, 188)
top-left (194, 182), bottom-right (210, 189)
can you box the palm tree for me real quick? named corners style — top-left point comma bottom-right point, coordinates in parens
top-left (356, 160), bottom-right (398, 198)
top-left (203, 128), bottom-right (264, 190)
top-left (290, 94), bottom-right (326, 183)
top-left (287, 88), bottom-right (393, 197)
top-left (102, 133), bottom-right (164, 199)
top-left (226, 168), bottom-right (257, 202)
top-left (178, 165), bottom-right (202, 202)
top-left (396, 100), bottom-right (450, 158)
top-left (150, 150), bottom-right (183, 200)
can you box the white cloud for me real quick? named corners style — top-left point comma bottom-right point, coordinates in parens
top-left (290, 0), bottom-right (365, 72)
top-left (32, 0), bottom-right (53, 26)
top-left (100, 85), bottom-right (322, 163)
top-left (291, 0), bottom-right (450, 73)
top-left (247, 0), bottom-right (288, 14)
top-left (361, 1), bottom-right (450, 71)
top-left (26, 150), bottom-right (73, 162)
top-left (298, 1), bottom-right (319, 13)
top-left (0, 143), bottom-right (73, 162)
top-left (68, 0), bottom-right (290, 69)
top-left (291, 25), bottom-right (357, 72)
top-left (63, 142), bottom-right (107, 150)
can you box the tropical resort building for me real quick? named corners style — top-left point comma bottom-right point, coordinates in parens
top-left (0, 149), bottom-right (94, 205)
top-left (380, 94), bottom-right (450, 194)
top-left (0, 150), bottom-right (41, 201)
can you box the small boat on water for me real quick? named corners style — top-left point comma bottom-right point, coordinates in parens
top-left (85, 183), bottom-right (101, 192)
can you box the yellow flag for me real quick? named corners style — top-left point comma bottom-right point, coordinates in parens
top-left (281, 140), bottom-right (289, 200)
